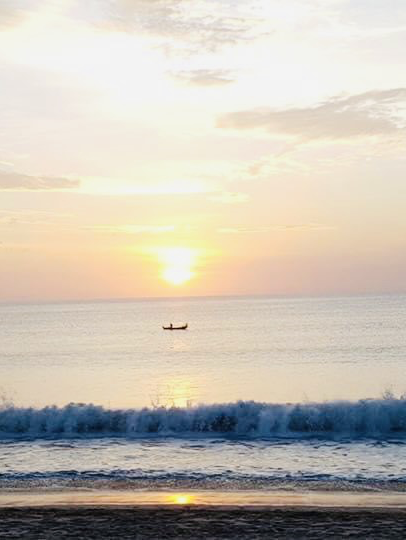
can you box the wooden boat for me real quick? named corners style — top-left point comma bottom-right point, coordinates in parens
top-left (162, 323), bottom-right (188, 330)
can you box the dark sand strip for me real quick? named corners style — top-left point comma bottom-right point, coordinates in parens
top-left (0, 506), bottom-right (405, 539)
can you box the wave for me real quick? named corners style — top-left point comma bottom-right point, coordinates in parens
top-left (1, 398), bottom-right (406, 440)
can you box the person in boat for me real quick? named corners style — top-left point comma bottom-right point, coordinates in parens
top-left (170, 323), bottom-right (173, 329)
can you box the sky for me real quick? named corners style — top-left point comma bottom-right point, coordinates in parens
top-left (0, 0), bottom-right (406, 301)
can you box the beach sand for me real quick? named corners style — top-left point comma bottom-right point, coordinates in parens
top-left (1, 505), bottom-right (406, 539)
top-left (1, 490), bottom-right (405, 538)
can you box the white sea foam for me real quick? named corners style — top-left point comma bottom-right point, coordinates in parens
top-left (1, 398), bottom-right (406, 439)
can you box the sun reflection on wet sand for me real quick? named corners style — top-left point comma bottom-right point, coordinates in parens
top-left (169, 494), bottom-right (195, 505)
top-left (1, 491), bottom-right (406, 508)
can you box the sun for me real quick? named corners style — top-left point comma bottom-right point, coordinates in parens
top-left (163, 266), bottom-right (193, 286)
top-left (158, 247), bottom-right (197, 286)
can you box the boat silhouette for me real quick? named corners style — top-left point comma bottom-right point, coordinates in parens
top-left (162, 323), bottom-right (188, 330)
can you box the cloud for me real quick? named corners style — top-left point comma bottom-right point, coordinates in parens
top-left (0, 210), bottom-right (73, 226)
top-left (217, 89), bottom-right (406, 141)
top-left (272, 223), bottom-right (336, 231)
top-left (0, 1), bottom-right (33, 29)
top-left (0, 171), bottom-right (80, 191)
top-left (173, 69), bottom-right (234, 86)
top-left (101, 0), bottom-right (259, 53)
top-left (0, 4), bottom-right (18, 29)
top-left (86, 224), bottom-right (176, 235)
top-left (218, 227), bottom-right (269, 234)
top-left (218, 223), bottom-right (335, 234)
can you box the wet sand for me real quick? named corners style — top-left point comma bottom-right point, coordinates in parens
top-left (1, 505), bottom-right (406, 539)
top-left (2, 489), bottom-right (406, 508)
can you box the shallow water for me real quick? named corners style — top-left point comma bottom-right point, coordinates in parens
top-left (1, 436), bottom-right (406, 492)
top-left (0, 436), bottom-right (406, 491)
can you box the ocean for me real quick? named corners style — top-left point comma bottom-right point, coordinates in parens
top-left (1, 294), bottom-right (406, 497)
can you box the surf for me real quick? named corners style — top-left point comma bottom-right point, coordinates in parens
top-left (1, 397), bottom-right (406, 439)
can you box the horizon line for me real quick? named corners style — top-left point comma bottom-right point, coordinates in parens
top-left (1, 290), bottom-right (405, 307)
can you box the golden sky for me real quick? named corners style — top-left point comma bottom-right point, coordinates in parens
top-left (1, 0), bottom-right (406, 301)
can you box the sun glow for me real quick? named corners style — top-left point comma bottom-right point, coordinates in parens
top-left (158, 247), bottom-right (198, 286)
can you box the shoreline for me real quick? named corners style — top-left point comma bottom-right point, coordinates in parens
top-left (1, 489), bottom-right (406, 509)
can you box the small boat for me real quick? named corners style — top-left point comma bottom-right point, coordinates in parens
top-left (162, 323), bottom-right (188, 330)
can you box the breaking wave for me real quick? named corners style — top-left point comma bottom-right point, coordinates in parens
top-left (1, 398), bottom-right (406, 440)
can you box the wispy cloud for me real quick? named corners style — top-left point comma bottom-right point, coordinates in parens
top-left (173, 69), bottom-right (234, 86)
top-left (100, 0), bottom-right (260, 54)
top-left (0, 0), bottom-right (34, 29)
top-left (0, 171), bottom-right (80, 191)
top-left (0, 210), bottom-right (73, 226)
top-left (85, 224), bottom-right (176, 235)
top-left (218, 226), bottom-right (269, 234)
top-left (272, 223), bottom-right (336, 231)
top-left (218, 223), bottom-right (335, 234)
top-left (217, 89), bottom-right (406, 141)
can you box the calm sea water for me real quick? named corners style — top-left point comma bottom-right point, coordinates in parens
top-left (1, 294), bottom-right (406, 408)
top-left (0, 294), bottom-right (406, 494)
